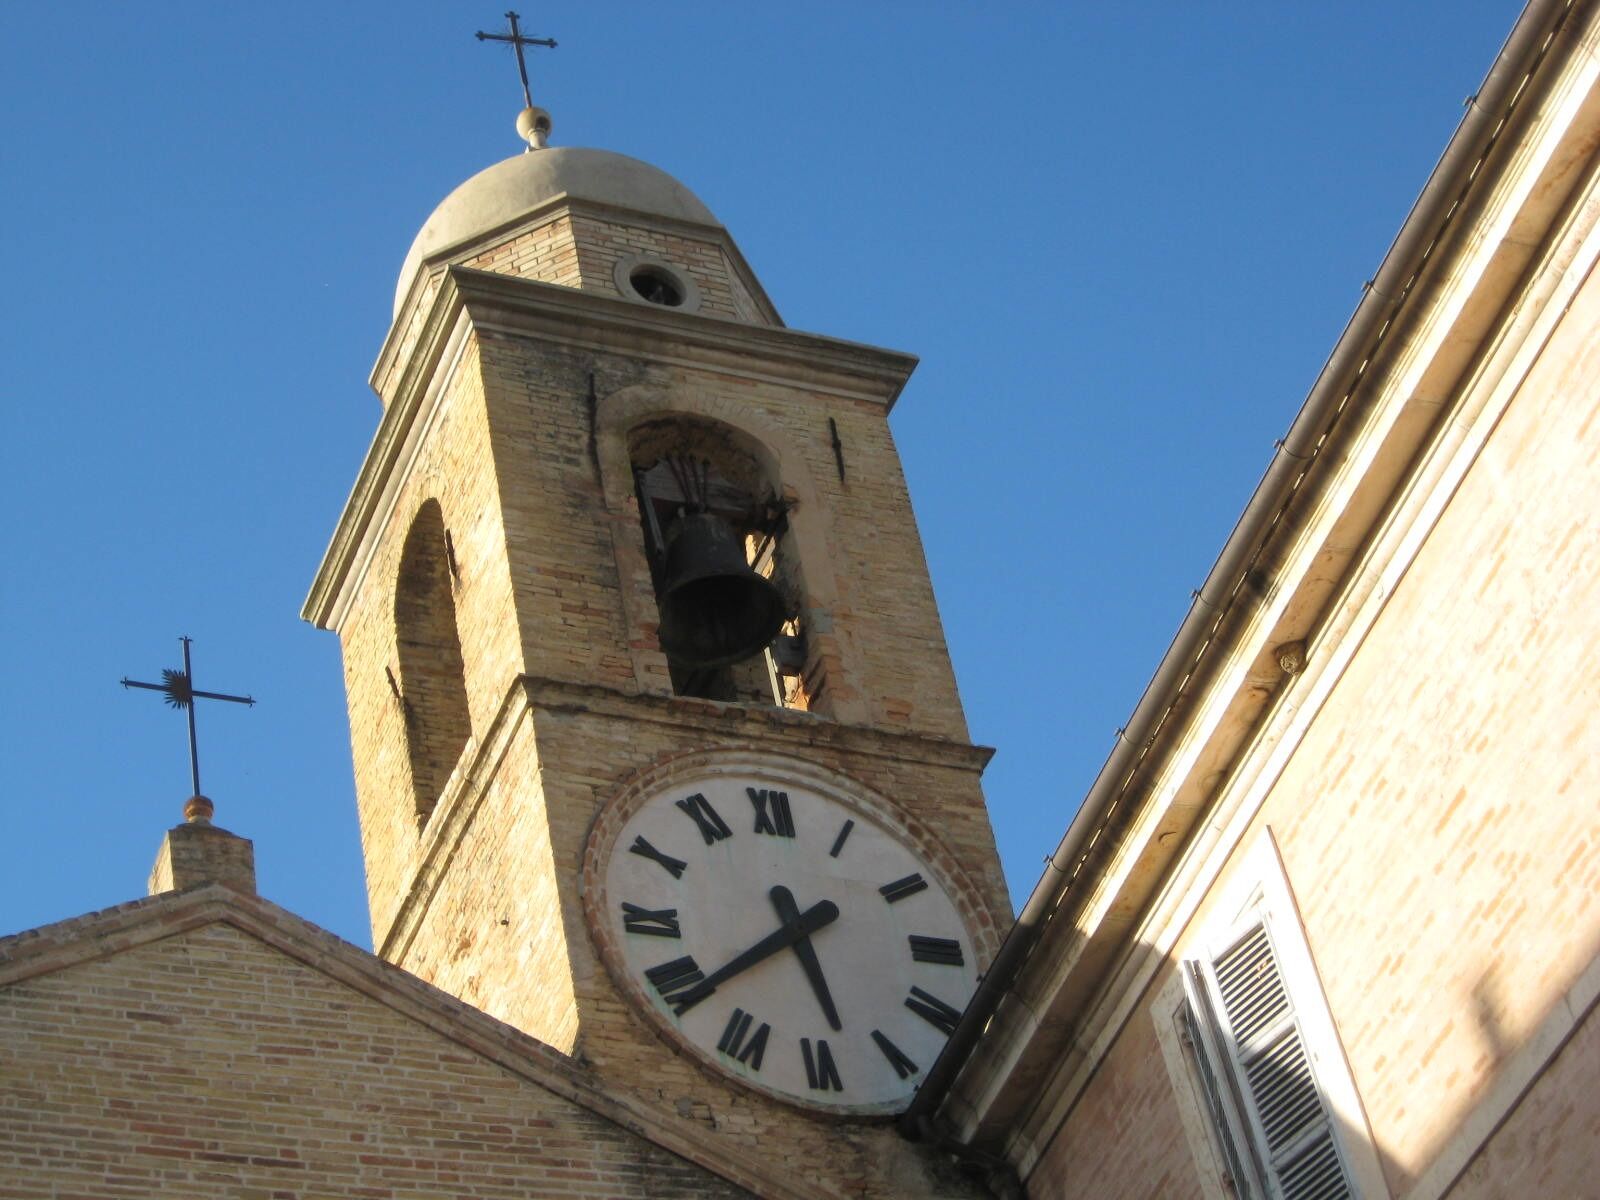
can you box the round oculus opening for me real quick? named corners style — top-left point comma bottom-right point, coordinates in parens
top-left (629, 265), bottom-right (686, 307)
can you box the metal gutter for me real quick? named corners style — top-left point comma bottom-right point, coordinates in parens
top-left (902, 0), bottom-right (1577, 1136)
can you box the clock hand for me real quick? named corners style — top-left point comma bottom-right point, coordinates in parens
top-left (770, 885), bottom-right (843, 1032)
top-left (671, 896), bottom-right (840, 1013)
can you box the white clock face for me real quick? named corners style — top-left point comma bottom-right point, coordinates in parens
top-left (592, 764), bottom-right (981, 1113)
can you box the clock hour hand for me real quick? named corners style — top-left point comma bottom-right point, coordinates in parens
top-left (770, 885), bottom-right (842, 1032)
top-left (671, 895), bottom-right (840, 1013)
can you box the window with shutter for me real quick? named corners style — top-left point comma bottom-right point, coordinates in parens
top-left (1185, 920), bottom-right (1357, 1200)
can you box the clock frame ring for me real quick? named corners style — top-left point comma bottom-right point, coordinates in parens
top-left (580, 747), bottom-right (999, 1116)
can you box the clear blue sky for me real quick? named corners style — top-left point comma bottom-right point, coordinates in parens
top-left (0, 3), bottom-right (1521, 949)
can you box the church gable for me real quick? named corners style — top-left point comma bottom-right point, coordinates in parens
top-left (0, 890), bottom-right (777, 1198)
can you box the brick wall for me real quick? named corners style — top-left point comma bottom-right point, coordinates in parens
top-left (0, 920), bottom-right (755, 1199)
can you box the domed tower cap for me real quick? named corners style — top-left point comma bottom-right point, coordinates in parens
top-left (394, 146), bottom-right (721, 315)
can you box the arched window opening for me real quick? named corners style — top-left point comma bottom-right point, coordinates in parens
top-left (629, 419), bottom-right (818, 709)
top-left (394, 500), bottom-right (472, 825)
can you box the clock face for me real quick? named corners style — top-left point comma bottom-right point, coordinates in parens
top-left (588, 760), bottom-right (982, 1114)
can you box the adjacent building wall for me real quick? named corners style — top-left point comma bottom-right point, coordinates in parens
top-left (1028, 158), bottom-right (1600, 1200)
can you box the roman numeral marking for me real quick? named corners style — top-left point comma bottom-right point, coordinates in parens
top-left (879, 872), bottom-right (929, 903)
top-left (644, 956), bottom-right (705, 1012)
top-left (628, 835), bottom-right (686, 879)
top-left (908, 935), bottom-right (964, 965)
top-left (800, 1037), bottom-right (843, 1092)
top-left (716, 1008), bottom-right (771, 1071)
top-left (747, 787), bottom-right (795, 837)
top-left (870, 1029), bottom-right (919, 1080)
top-left (828, 819), bottom-right (855, 858)
top-left (675, 792), bottom-right (732, 845)
top-left (905, 986), bottom-right (963, 1036)
top-left (621, 903), bottom-right (680, 938)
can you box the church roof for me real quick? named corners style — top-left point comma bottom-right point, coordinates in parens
top-left (395, 146), bottom-right (721, 315)
top-left (0, 883), bottom-right (826, 1199)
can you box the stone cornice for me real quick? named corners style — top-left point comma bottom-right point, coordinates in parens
top-left (0, 884), bottom-right (843, 1200)
top-left (447, 265), bottom-right (917, 404)
top-left (375, 673), bottom-right (994, 966)
top-left (520, 674), bottom-right (995, 773)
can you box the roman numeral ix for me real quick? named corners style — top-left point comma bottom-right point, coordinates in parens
top-left (716, 1008), bottom-right (771, 1071)
top-left (747, 787), bottom-right (795, 837)
top-left (879, 872), bottom-right (929, 903)
top-left (908, 935), bottom-right (964, 965)
top-left (628, 835), bottom-right (687, 879)
top-left (675, 792), bottom-right (732, 845)
top-left (800, 1037), bottom-right (844, 1092)
top-left (621, 903), bottom-right (680, 938)
top-left (905, 986), bottom-right (963, 1036)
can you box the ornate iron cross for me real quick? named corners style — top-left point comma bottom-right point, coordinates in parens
top-left (475, 11), bottom-right (557, 110)
top-left (122, 636), bottom-right (255, 799)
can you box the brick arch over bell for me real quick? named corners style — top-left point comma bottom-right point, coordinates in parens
top-left (394, 498), bottom-right (472, 825)
top-left (593, 383), bottom-right (868, 723)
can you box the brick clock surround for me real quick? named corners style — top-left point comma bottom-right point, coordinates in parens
top-left (303, 149), bottom-right (1010, 1198)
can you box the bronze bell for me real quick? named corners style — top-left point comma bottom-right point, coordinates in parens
top-left (657, 511), bottom-right (787, 668)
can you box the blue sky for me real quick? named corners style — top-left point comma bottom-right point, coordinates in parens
top-left (0, 3), bottom-right (1521, 949)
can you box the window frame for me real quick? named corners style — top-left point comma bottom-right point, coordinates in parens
top-left (1156, 832), bottom-right (1390, 1200)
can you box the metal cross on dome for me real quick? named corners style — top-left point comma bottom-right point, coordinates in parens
top-left (121, 636), bottom-right (255, 801)
top-left (475, 10), bottom-right (557, 111)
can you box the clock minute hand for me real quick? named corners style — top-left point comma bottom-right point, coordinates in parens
top-left (770, 885), bottom-right (843, 1032)
top-left (671, 897), bottom-right (840, 1013)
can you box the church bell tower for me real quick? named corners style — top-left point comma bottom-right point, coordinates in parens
top-left (304, 70), bottom-right (1009, 1196)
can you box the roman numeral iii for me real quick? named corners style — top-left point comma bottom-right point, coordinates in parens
top-left (908, 935), bottom-right (964, 965)
top-left (905, 986), bottom-right (963, 1035)
top-left (716, 1008), bottom-right (771, 1071)
top-left (621, 903), bottom-right (680, 938)
top-left (675, 792), bottom-right (732, 845)
top-left (800, 1037), bottom-right (843, 1091)
top-left (747, 787), bottom-right (795, 837)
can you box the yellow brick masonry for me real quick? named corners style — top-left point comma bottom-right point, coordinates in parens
top-left (346, 318), bottom-right (1008, 1196)
top-left (375, 204), bottom-right (775, 408)
top-left (0, 886), bottom-right (806, 1199)
top-left (1026, 158), bottom-right (1600, 1200)
top-left (330, 197), bottom-right (1008, 1197)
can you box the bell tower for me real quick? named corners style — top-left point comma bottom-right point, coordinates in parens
top-left (305, 86), bottom-right (1008, 1196)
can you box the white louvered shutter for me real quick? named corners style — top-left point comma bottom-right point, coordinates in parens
top-left (1198, 921), bottom-right (1356, 1200)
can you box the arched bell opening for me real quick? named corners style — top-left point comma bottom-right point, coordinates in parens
top-left (628, 418), bottom-right (817, 709)
top-left (394, 499), bottom-right (472, 825)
